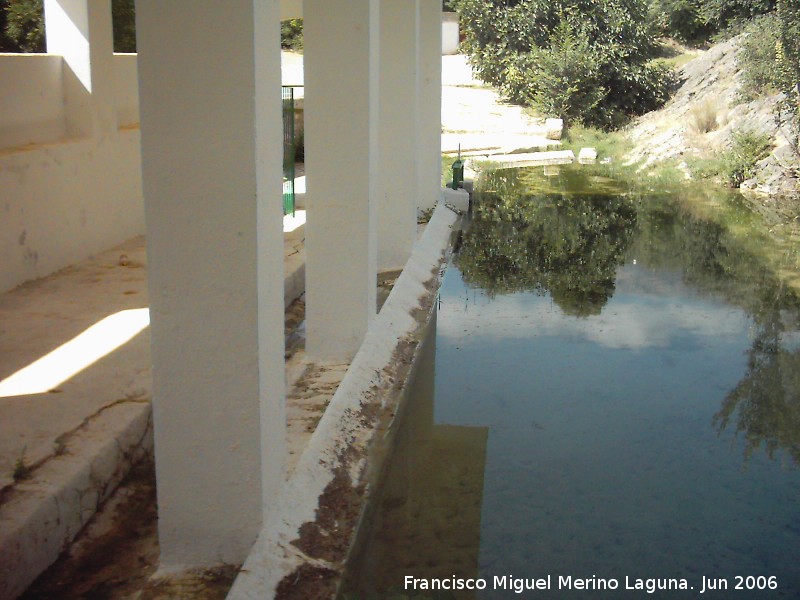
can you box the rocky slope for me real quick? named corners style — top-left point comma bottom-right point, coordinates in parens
top-left (626, 35), bottom-right (799, 201)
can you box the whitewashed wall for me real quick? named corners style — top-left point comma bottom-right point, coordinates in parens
top-left (0, 54), bottom-right (67, 149)
top-left (0, 53), bottom-right (143, 293)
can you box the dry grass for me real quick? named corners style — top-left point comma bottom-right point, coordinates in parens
top-left (689, 99), bottom-right (719, 133)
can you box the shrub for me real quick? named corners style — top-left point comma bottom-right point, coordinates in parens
top-left (281, 18), bottom-right (303, 51)
top-left (689, 99), bottom-right (720, 133)
top-left (4, 0), bottom-right (44, 52)
top-left (650, 0), bottom-right (713, 43)
top-left (738, 13), bottom-right (782, 101)
top-left (454, 0), bottom-right (676, 129)
top-left (721, 129), bottom-right (772, 185)
top-left (775, 0), bottom-right (800, 149)
top-left (512, 21), bottom-right (606, 127)
top-left (701, 0), bottom-right (777, 33)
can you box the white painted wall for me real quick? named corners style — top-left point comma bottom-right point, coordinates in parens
top-left (0, 54), bottom-right (67, 149)
top-left (0, 47), bottom-right (143, 293)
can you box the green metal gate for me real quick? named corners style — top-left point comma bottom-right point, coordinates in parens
top-left (282, 86), bottom-right (295, 217)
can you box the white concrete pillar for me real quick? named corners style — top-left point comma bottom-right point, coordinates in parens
top-left (44, 0), bottom-right (115, 137)
top-left (417, 0), bottom-right (443, 213)
top-left (137, 0), bottom-right (285, 568)
top-left (377, 0), bottom-right (419, 272)
top-left (304, 0), bottom-right (380, 361)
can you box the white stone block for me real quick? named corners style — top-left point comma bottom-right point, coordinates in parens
top-left (545, 118), bottom-right (563, 140)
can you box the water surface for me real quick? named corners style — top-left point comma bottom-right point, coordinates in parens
top-left (346, 166), bottom-right (800, 599)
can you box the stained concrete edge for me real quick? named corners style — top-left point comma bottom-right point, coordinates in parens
top-left (0, 401), bottom-right (153, 600)
top-left (227, 201), bottom-right (461, 599)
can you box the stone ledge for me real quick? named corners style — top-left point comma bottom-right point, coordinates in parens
top-left (0, 401), bottom-right (153, 600)
top-left (227, 202), bottom-right (461, 600)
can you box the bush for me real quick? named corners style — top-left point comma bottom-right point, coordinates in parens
top-left (702, 0), bottom-right (776, 32)
top-left (4, 0), bottom-right (44, 52)
top-left (454, 0), bottom-right (676, 129)
top-left (738, 13), bottom-right (782, 101)
top-left (512, 21), bottom-right (607, 126)
top-left (775, 0), bottom-right (800, 148)
top-left (281, 18), bottom-right (303, 51)
top-left (689, 99), bottom-right (720, 133)
top-left (721, 129), bottom-right (772, 185)
top-left (650, 0), bottom-right (713, 43)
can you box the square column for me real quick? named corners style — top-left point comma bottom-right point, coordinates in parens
top-left (137, 0), bottom-right (285, 568)
top-left (304, 0), bottom-right (380, 361)
top-left (417, 0), bottom-right (443, 213)
top-left (44, 0), bottom-right (115, 137)
top-left (377, 0), bottom-right (420, 271)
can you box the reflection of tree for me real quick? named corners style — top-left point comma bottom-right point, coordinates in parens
top-left (463, 164), bottom-right (800, 463)
top-left (629, 188), bottom-right (800, 466)
top-left (457, 168), bottom-right (637, 316)
top-left (714, 318), bottom-right (800, 466)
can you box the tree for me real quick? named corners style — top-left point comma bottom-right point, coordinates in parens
top-left (776, 0), bottom-right (800, 144)
top-left (3, 0), bottom-right (44, 52)
top-left (453, 0), bottom-right (675, 129)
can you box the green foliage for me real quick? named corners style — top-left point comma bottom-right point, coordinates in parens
top-left (281, 18), bottom-right (303, 51)
top-left (562, 123), bottom-right (630, 160)
top-left (649, 0), bottom-right (776, 43)
top-left (702, 0), bottom-right (776, 32)
top-left (650, 0), bottom-right (713, 43)
top-left (4, 0), bottom-right (44, 52)
top-left (776, 0), bottom-right (800, 147)
top-left (457, 167), bottom-right (637, 314)
top-left (685, 129), bottom-right (772, 186)
top-left (454, 0), bottom-right (676, 129)
top-left (738, 13), bottom-right (782, 101)
top-left (112, 0), bottom-right (136, 53)
top-left (721, 129), bottom-right (773, 186)
top-left (513, 21), bottom-right (607, 127)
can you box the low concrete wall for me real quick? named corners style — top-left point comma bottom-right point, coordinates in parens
top-left (0, 132), bottom-right (145, 294)
top-left (0, 54), bottom-right (67, 150)
top-left (0, 52), bottom-right (144, 293)
top-left (228, 201), bottom-right (461, 599)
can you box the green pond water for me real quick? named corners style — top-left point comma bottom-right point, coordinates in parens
top-left (345, 165), bottom-right (800, 599)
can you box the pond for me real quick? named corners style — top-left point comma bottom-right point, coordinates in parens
top-left (344, 165), bottom-right (800, 599)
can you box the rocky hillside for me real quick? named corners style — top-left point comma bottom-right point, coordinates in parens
top-left (626, 35), bottom-right (799, 200)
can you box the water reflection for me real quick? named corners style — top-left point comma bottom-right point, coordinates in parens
top-left (346, 165), bottom-right (800, 600)
top-left (715, 320), bottom-right (800, 465)
top-left (459, 165), bottom-right (800, 466)
top-left (344, 312), bottom-right (488, 599)
top-left (458, 167), bottom-right (637, 316)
